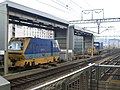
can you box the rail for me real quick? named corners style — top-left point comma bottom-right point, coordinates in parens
top-left (30, 63), bottom-right (95, 90)
top-left (95, 64), bottom-right (120, 68)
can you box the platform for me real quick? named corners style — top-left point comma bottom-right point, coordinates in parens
top-left (0, 76), bottom-right (10, 90)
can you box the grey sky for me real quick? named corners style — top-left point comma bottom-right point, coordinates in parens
top-left (1, 0), bottom-right (120, 39)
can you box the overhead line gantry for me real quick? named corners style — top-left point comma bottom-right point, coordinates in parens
top-left (70, 18), bottom-right (120, 34)
top-left (70, 9), bottom-right (120, 34)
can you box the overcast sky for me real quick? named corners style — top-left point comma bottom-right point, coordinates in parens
top-left (1, 0), bottom-right (120, 39)
top-left (1, 0), bottom-right (120, 20)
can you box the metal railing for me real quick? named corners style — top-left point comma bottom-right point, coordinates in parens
top-left (30, 63), bottom-right (95, 90)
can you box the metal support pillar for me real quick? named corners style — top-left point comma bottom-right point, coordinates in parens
top-left (90, 67), bottom-right (93, 90)
top-left (83, 37), bottom-right (85, 56)
top-left (62, 81), bottom-right (67, 90)
top-left (4, 4), bottom-right (9, 75)
top-left (85, 71), bottom-right (89, 90)
top-left (97, 21), bottom-right (101, 34)
top-left (91, 35), bottom-right (94, 57)
top-left (98, 24), bottom-right (100, 34)
top-left (80, 73), bottom-right (84, 90)
top-left (77, 78), bottom-right (80, 90)
top-left (96, 66), bottom-right (100, 90)
top-left (66, 26), bottom-right (69, 61)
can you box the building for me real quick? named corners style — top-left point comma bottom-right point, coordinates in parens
top-left (69, 25), bottom-right (93, 55)
top-left (0, 1), bottom-right (69, 74)
top-left (8, 24), bottom-right (54, 42)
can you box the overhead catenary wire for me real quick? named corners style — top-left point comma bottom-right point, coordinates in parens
top-left (0, 0), bottom-right (80, 19)
top-left (50, 0), bottom-right (82, 18)
top-left (35, 0), bottom-right (68, 14)
top-left (51, 0), bottom-right (83, 16)
top-left (65, 0), bottom-right (97, 20)
top-left (35, 0), bottom-right (81, 19)
top-left (53, 0), bottom-right (82, 11)
top-left (69, 0), bottom-right (84, 9)
top-left (0, 0), bottom-right (83, 20)
top-left (83, 0), bottom-right (93, 9)
top-left (51, 0), bottom-right (71, 10)
top-left (82, 0), bottom-right (104, 19)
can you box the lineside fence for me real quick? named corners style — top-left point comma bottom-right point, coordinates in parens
top-left (30, 63), bottom-right (95, 90)
top-left (30, 64), bottom-right (120, 90)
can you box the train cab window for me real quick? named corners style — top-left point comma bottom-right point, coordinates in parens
top-left (21, 42), bottom-right (23, 46)
top-left (20, 42), bottom-right (24, 50)
top-left (8, 40), bottom-right (24, 50)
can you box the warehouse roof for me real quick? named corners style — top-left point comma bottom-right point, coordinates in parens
top-left (1, 1), bottom-right (69, 25)
top-left (70, 25), bottom-right (93, 36)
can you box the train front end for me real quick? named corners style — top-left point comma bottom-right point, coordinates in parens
top-left (8, 38), bottom-right (30, 67)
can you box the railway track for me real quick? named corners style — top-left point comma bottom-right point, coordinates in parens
top-left (90, 54), bottom-right (120, 90)
top-left (4, 49), bottom-right (120, 90)
top-left (9, 59), bottom-right (94, 90)
top-left (99, 55), bottom-right (120, 81)
top-left (90, 54), bottom-right (120, 83)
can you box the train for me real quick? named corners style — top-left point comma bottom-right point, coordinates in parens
top-left (8, 37), bottom-right (60, 67)
top-left (87, 47), bottom-right (99, 55)
top-left (87, 42), bottom-right (103, 55)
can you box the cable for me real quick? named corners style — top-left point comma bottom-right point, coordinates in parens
top-left (35, 0), bottom-right (68, 13)
top-left (35, 0), bottom-right (81, 19)
top-left (51, 0), bottom-right (82, 16)
top-left (54, 0), bottom-right (76, 10)
top-left (52, 0), bottom-right (85, 18)
top-left (64, 0), bottom-right (85, 19)
top-left (69, 0), bottom-right (84, 9)
top-left (51, 0), bottom-right (70, 10)
top-left (84, 0), bottom-right (93, 9)
top-left (0, 0), bottom-right (81, 19)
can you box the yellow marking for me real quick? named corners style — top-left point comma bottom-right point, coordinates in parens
top-left (8, 50), bottom-right (23, 53)
top-left (87, 48), bottom-right (98, 55)
top-left (8, 37), bottom-right (30, 60)
top-left (23, 38), bottom-right (30, 53)
top-left (8, 56), bottom-right (60, 67)
top-left (110, 80), bottom-right (120, 83)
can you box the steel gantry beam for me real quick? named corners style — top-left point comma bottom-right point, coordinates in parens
top-left (70, 18), bottom-right (120, 34)
top-left (69, 18), bottom-right (120, 24)
top-left (95, 35), bottom-right (120, 37)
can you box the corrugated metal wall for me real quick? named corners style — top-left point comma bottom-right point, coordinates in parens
top-left (84, 36), bottom-right (92, 54)
top-left (54, 29), bottom-right (67, 49)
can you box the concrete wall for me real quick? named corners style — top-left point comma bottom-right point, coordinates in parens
top-left (0, 3), bottom-right (8, 50)
top-left (54, 29), bottom-right (67, 49)
top-left (84, 36), bottom-right (93, 53)
top-left (0, 76), bottom-right (10, 90)
top-left (69, 25), bottom-right (93, 55)
top-left (69, 26), bottom-right (74, 50)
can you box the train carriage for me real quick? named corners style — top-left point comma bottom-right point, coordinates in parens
top-left (87, 42), bottom-right (102, 55)
top-left (8, 37), bottom-right (60, 67)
